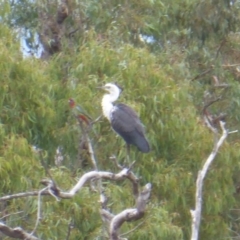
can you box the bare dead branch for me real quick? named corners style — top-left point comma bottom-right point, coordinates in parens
top-left (0, 222), bottom-right (39, 240)
top-left (229, 130), bottom-right (238, 134)
top-left (0, 168), bottom-right (139, 201)
top-left (109, 183), bottom-right (151, 240)
top-left (100, 185), bottom-right (150, 240)
top-left (66, 169), bottom-right (138, 198)
top-left (0, 191), bottom-right (49, 202)
top-left (190, 121), bottom-right (229, 240)
top-left (222, 63), bottom-right (240, 68)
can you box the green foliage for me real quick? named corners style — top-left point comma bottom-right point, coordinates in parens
top-left (1, 1), bottom-right (240, 239)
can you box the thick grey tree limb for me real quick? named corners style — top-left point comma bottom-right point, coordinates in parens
top-left (190, 121), bottom-right (228, 240)
top-left (0, 168), bottom-right (139, 202)
top-left (100, 183), bottom-right (151, 240)
top-left (0, 222), bottom-right (39, 240)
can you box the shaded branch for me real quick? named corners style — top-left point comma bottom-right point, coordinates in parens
top-left (65, 219), bottom-right (74, 240)
top-left (202, 80), bottom-right (228, 133)
top-left (191, 67), bottom-right (213, 81)
top-left (215, 39), bottom-right (227, 60)
top-left (0, 222), bottom-right (39, 240)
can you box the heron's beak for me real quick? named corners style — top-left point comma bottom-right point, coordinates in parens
top-left (96, 86), bottom-right (106, 90)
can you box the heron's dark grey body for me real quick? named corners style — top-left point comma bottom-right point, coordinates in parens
top-left (111, 103), bottom-right (150, 153)
top-left (101, 83), bottom-right (150, 153)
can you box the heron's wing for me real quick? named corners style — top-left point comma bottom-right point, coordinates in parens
top-left (111, 103), bottom-right (145, 135)
top-left (111, 103), bottom-right (150, 153)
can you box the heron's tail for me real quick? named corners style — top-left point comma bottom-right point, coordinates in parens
top-left (135, 136), bottom-right (150, 153)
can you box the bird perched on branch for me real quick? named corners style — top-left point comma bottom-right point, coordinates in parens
top-left (68, 98), bottom-right (92, 125)
top-left (99, 83), bottom-right (150, 155)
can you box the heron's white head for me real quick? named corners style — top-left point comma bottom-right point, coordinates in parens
top-left (102, 83), bottom-right (122, 102)
top-left (100, 83), bottom-right (123, 120)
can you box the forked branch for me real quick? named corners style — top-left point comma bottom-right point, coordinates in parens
top-left (100, 183), bottom-right (151, 240)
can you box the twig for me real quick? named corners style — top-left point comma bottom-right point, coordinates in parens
top-left (31, 187), bottom-right (49, 235)
top-left (68, 27), bottom-right (80, 37)
top-left (0, 211), bottom-right (24, 220)
top-left (202, 96), bottom-right (223, 134)
top-left (86, 135), bottom-right (98, 170)
top-left (191, 67), bottom-right (213, 81)
top-left (75, 113), bottom-right (103, 224)
top-left (215, 39), bottom-right (226, 60)
top-left (190, 121), bottom-right (229, 240)
top-left (75, 112), bottom-right (99, 170)
top-left (229, 130), bottom-right (238, 134)
top-left (39, 150), bottom-right (54, 181)
top-left (89, 115), bottom-right (102, 126)
top-left (203, 97), bottom-right (222, 112)
top-left (212, 76), bottom-right (229, 88)
top-left (110, 155), bottom-right (124, 170)
top-left (120, 221), bottom-right (145, 237)
top-left (65, 219), bottom-right (74, 240)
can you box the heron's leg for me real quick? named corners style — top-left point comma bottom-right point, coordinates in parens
top-left (125, 144), bottom-right (130, 165)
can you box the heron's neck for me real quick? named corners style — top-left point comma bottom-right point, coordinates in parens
top-left (101, 94), bottom-right (118, 121)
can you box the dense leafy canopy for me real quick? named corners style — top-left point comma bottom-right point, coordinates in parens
top-left (1, 0), bottom-right (240, 239)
